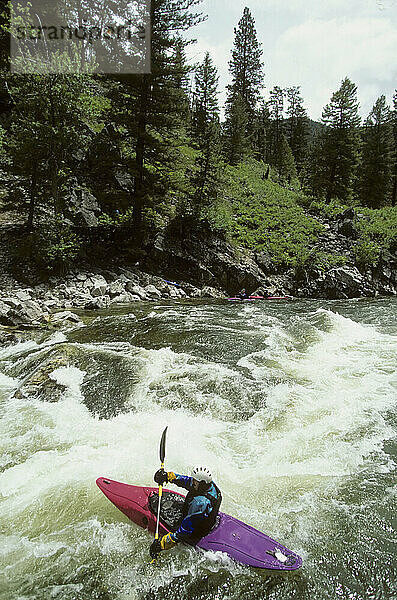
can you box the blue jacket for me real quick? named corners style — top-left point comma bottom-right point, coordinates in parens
top-left (168, 474), bottom-right (219, 542)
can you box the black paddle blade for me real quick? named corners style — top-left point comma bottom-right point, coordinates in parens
top-left (159, 426), bottom-right (168, 463)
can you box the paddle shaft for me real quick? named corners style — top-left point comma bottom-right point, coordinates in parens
top-left (151, 427), bottom-right (168, 562)
top-left (154, 460), bottom-right (164, 540)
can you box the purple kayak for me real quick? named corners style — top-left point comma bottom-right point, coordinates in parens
top-left (96, 477), bottom-right (302, 570)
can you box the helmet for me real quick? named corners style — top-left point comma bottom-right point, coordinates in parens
top-left (191, 466), bottom-right (212, 484)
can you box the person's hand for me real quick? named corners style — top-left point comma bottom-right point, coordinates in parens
top-left (154, 468), bottom-right (168, 485)
top-left (150, 539), bottom-right (162, 559)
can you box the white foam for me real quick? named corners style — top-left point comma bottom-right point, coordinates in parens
top-left (0, 303), bottom-right (396, 597)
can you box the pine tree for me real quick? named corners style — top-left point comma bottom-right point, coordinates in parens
top-left (358, 95), bottom-right (394, 208)
top-left (285, 86), bottom-right (308, 172)
top-left (126, 0), bottom-right (204, 229)
top-left (266, 86), bottom-right (284, 164)
top-left (191, 52), bottom-right (219, 136)
top-left (224, 7), bottom-right (264, 162)
top-left (273, 133), bottom-right (297, 185)
top-left (228, 7), bottom-right (264, 114)
top-left (223, 92), bottom-right (249, 165)
top-left (189, 52), bottom-right (222, 215)
top-left (308, 77), bottom-right (361, 202)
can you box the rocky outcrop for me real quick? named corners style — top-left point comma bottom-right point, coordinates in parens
top-left (144, 223), bottom-right (269, 294)
top-left (0, 266), bottom-right (205, 340)
top-left (63, 178), bottom-right (102, 227)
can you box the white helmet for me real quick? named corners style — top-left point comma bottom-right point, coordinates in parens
top-left (191, 466), bottom-right (212, 484)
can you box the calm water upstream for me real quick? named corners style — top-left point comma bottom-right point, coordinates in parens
top-left (0, 298), bottom-right (396, 600)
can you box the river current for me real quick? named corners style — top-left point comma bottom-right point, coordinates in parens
top-left (0, 298), bottom-right (396, 600)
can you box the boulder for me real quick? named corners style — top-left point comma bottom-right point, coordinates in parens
top-left (18, 299), bottom-right (46, 323)
top-left (43, 300), bottom-right (59, 311)
top-left (0, 298), bottom-right (47, 326)
top-left (110, 292), bottom-right (135, 304)
top-left (1, 297), bottom-right (20, 310)
top-left (145, 284), bottom-right (162, 299)
top-left (201, 286), bottom-right (224, 298)
top-left (84, 295), bottom-right (111, 310)
top-left (322, 265), bottom-right (365, 298)
top-left (0, 300), bottom-right (11, 325)
top-left (51, 311), bottom-right (81, 326)
top-left (126, 283), bottom-right (148, 300)
top-left (108, 280), bottom-right (126, 297)
top-left (255, 251), bottom-right (278, 274)
top-left (63, 179), bottom-right (101, 227)
top-left (90, 276), bottom-right (108, 297)
top-left (15, 289), bottom-right (32, 301)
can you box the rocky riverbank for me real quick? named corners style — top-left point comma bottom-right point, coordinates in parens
top-left (0, 266), bottom-right (225, 344)
top-left (0, 208), bottom-right (396, 345)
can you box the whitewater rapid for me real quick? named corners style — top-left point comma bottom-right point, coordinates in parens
top-left (0, 299), bottom-right (396, 600)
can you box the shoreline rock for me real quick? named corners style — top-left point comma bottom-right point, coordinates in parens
top-left (0, 266), bottom-right (220, 340)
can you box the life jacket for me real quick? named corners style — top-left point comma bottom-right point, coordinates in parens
top-left (181, 482), bottom-right (222, 541)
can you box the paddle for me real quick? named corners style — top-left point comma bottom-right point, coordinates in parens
top-left (151, 426), bottom-right (168, 562)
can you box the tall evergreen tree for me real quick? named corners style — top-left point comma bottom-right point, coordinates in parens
top-left (224, 7), bottom-right (264, 162)
top-left (191, 52), bottom-right (219, 136)
top-left (223, 92), bottom-right (249, 165)
top-left (228, 7), bottom-right (264, 114)
top-left (189, 52), bottom-right (222, 214)
top-left (308, 77), bottom-right (361, 202)
top-left (273, 132), bottom-right (297, 185)
top-left (127, 0), bottom-right (204, 229)
top-left (357, 95), bottom-right (394, 208)
top-left (285, 86), bottom-right (308, 172)
top-left (266, 86), bottom-right (285, 165)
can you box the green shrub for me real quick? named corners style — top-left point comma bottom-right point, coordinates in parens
top-left (312, 251), bottom-right (347, 271)
top-left (224, 159), bottom-right (325, 267)
top-left (352, 237), bottom-right (381, 267)
top-left (35, 218), bottom-right (82, 272)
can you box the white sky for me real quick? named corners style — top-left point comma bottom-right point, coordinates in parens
top-left (186, 0), bottom-right (397, 121)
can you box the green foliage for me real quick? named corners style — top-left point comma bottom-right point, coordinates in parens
top-left (299, 196), bottom-right (349, 218)
top-left (312, 251), bottom-right (347, 271)
top-left (307, 77), bottom-right (362, 202)
top-left (356, 205), bottom-right (397, 248)
top-left (357, 95), bottom-right (394, 208)
top-left (273, 133), bottom-right (298, 184)
top-left (225, 159), bottom-right (324, 266)
top-left (352, 237), bottom-right (380, 267)
top-left (350, 205), bottom-right (397, 266)
top-left (32, 219), bottom-right (82, 272)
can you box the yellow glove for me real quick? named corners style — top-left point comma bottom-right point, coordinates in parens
top-left (160, 532), bottom-right (177, 551)
top-left (167, 471), bottom-right (176, 482)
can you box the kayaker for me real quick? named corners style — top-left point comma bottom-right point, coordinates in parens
top-left (236, 288), bottom-right (248, 299)
top-left (149, 466), bottom-right (222, 559)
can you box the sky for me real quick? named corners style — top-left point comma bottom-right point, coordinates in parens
top-left (186, 0), bottom-right (397, 121)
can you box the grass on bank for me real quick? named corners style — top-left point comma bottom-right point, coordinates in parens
top-left (210, 159), bottom-right (396, 270)
top-left (217, 160), bottom-right (325, 268)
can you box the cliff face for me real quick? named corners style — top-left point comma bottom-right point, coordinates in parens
top-left (141, 212), bottom-right (396, 299)
top-left (0, 208), bottom-right (395, 301)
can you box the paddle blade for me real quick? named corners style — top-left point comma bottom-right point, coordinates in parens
top-left (159, 426), bottom-right (167, 463)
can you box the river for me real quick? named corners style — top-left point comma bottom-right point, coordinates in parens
top-left (0, 298), bottom-right (396, 600)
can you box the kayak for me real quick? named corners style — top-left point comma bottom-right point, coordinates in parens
top-left (227, 296), bottom-right (291, 301)
top-left (96, 477), bottom-right (302, 570)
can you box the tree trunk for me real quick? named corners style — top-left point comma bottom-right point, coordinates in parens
top-left (134, 75), bottom-right (150, 230)
top-left (27, 173), bottom-right (36, 230)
